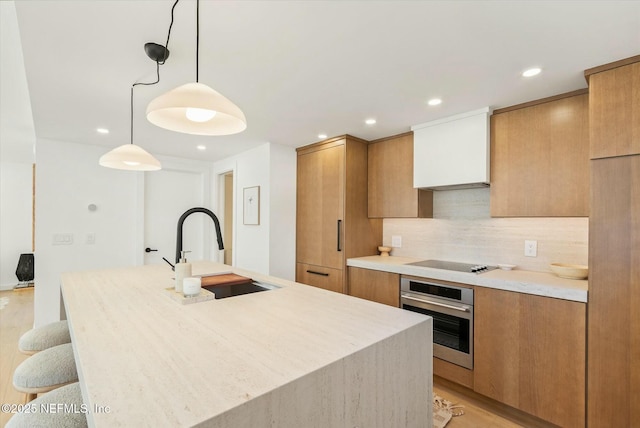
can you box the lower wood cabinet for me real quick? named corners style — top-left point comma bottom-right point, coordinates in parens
top-left (296, 263), bottom-right (343, 293)
top-left (474, 287), bottom-right (586, 428)
top-left (347, 267), bottom-right (399, 307)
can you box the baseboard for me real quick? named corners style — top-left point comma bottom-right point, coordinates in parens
top-left (0, 283), bottom-right (34, 291)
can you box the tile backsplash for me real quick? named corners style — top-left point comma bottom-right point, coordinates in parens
top-left (382, 188), bottom-right (588, 273)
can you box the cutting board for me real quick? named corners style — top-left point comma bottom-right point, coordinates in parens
top-left (200, 274), bottom-right (253, 287)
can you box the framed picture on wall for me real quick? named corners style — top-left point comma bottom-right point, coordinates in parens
top-left (243, 186), bottom-right (260, 225)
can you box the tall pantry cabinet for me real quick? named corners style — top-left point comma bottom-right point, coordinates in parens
top-left (586, 56), bottom-right (640, 428)
top-left (296, 136), bottom-right (382, 293)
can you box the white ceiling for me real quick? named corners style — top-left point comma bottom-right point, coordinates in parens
top-left (7, 0), bottom-right (640, 163)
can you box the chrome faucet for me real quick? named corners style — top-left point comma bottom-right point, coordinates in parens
top-left (176, 207), bottom-right (224, 263)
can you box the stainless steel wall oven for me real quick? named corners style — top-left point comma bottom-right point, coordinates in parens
top-left (400, 276), bottom-right (474, 369)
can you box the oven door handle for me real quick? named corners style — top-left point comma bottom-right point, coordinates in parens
top-left (401, 294), bottom-right (471, 313)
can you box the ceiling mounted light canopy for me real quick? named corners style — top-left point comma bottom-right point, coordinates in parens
top-left (146, 0), bottom-right (247, 136)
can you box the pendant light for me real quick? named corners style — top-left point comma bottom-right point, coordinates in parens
top-left (99, 82), bottom-right (162, 171)
top-left (146, 0), bottom-right (247, 136)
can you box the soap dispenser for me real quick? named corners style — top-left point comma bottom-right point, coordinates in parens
top-left (174, 250), bottom-right (192, 293)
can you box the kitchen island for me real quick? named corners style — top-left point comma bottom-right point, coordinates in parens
top-left (60, 262), bottom-right (433, 427)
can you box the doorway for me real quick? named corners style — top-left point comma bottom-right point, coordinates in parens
top-left (219, 171), bottom-right (234, 265)
top-left (142, 163), bottom-right (211, 266)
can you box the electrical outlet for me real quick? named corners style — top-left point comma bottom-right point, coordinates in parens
top-left (391, 235), bottom-right (402, 248)
top-left (86, 233), bottom-right (96, 245)
top-left (52, 233), bottom-right (74, 245)
top-left (524, 240), bottom-right (537, 257)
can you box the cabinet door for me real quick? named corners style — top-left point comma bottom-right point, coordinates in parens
top-left (368, 133), bottom-right (433, 218)
top-left (490, 93), bottom-right (589, 217)
top-left (296, 263), bottom-right (343, 293)
top-left (589, 62), bottom-right (640, 159)
top-left (347, 267), bottom-right (399, 307)
top-left (588, 155), bottom-right (640, 427)
top-left (474, 288), bottom-right (586, 428)
top-left (296, 144), bottom-right (344, 269)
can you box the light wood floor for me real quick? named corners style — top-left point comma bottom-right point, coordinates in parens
top-left (433, 376), bottom-right (557, 428)
top-left (1, 288), bottom-right (554, 428)
top-left (0, 288), bottom-right (34, 427)
top-left (433, 380), bottom-right (521, 428)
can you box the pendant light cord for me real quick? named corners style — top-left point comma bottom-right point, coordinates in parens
top-left (130, 61), bottom-right (161, 145)
top-left (196, 0), bottom-right (200, 83)
top-left (129, 0), bottom-right (180, 145)
top-left (160, 0), bottom-right (180, 65)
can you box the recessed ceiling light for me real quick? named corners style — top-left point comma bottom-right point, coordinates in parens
top-left (196, 145), bottom-right (206, 151)
top-left (318, 134), bottom-right (327, 139)
top-left (427, 98), bottom-right (442, 106)
top-left (522, 67), bottom-right (542, 77)
top-left (96, 128), bottom-right (109, 134)
top-left (365, 118), bottom-right (376, 125)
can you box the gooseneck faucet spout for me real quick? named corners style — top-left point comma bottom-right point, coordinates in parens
top-left (176, 207), bottom-right (224, 264)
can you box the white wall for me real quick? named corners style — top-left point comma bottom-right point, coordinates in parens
top-left (35, 139), bottom-right (138, 327)
top-left (0, 162), bottom-right (33, 289)
top-left (383, 188), bottom-right (588, 273)
top-left (1, 1), bottom-right (37, 290)
top-left (32, 139), bottom-right (296, 326)
top-left (1, 1), bottom-right (37, 165)
top-left (212, 143), bottom-right (296, 280)
top-left (268, 143), bottom-right (297, 280)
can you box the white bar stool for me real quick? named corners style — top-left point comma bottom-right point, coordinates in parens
top-left (5, 382), bottom-right (87, 428)
top-left (13, 343), bottom-right (78, 402)
top-left (18, 320), bottom-right (71, 355)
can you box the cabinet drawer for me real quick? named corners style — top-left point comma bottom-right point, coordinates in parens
top-left (296, 263), bottom-right (343, 293)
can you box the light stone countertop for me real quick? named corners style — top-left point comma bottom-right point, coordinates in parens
top-left (347, 256), bottom-right (588, 303)
top-left (60, 261), bottom-right (433, 427)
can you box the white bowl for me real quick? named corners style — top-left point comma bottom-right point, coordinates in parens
top-left (550, 263), bottom-right (588, 280)
top-left (497, 264), bottom-right (516, 271)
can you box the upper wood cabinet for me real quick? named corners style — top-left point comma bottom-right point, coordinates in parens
top-left (490, 91), bottom-right (590, 217)
top-left (587, 59), bottom-right (640, 159)
top-left (474, 287), bottom-right (586, 428)
top-left (296, 136), bottom-right (382, 293)
top-left (368, 132), bottom-right (433, 218)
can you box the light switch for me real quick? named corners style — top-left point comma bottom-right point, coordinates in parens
top-left (86, 233), bottom-right (96, 245)
top-left (53, 233), bottom-right (74, 245)
top-left (391, 235), bottom-right (402, 248)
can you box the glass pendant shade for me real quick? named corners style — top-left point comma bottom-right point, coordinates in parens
top-left (146, 82), bottom-right (247, 136)
top-left (99, 144), bottom-right (161, 171)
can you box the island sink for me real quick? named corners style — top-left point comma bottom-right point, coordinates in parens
top-left (203, 280), bottom-right (279, 299)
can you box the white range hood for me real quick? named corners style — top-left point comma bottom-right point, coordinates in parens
top-left (412, 107), bottom-right (492, 190)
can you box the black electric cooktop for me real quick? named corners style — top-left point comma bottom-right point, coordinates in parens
top-left (406, 259), bottom-right (497, 274)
